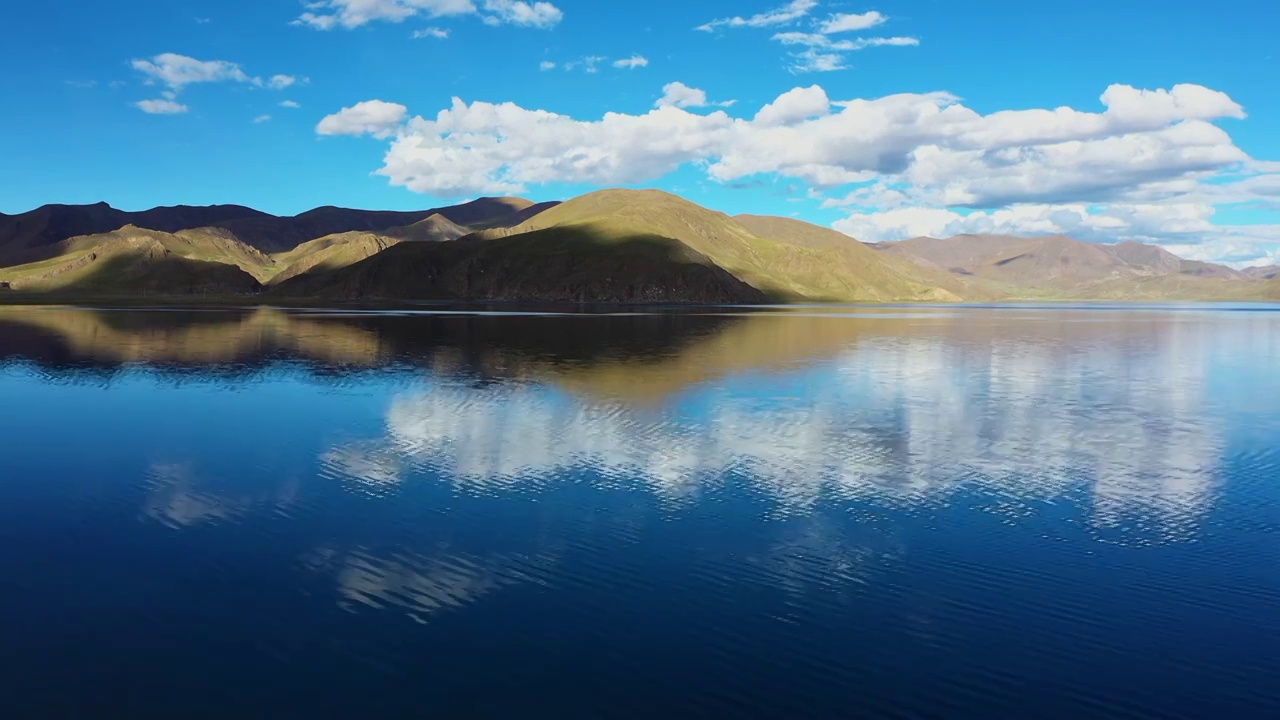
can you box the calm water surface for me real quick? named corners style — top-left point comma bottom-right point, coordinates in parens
top-left (1, 304), bottom-right (1279, 718)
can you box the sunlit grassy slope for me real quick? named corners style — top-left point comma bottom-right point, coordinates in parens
top-left (267, 213), bottom-right (471, 285)
top-left (278, 189), bottom-right (965, 303)
top-left (0, 225), bottom-right (266, 294)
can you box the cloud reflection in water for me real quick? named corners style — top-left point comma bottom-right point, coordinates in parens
top-left (323, 320), bottom-right (1229, 545)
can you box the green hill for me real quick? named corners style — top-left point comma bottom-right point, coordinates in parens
top-left (271, 223), bottom-right (769, 303)
top-left (731, 214), bottom-right (984, 301)
top-left (266, 213), bottom-right (472, 285)
top-left (293, 188), bottom-right (960, 303)
top-left (0, 226), bottom-right (261, 296)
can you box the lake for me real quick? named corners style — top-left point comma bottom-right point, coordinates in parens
top-left (1, 304), bottom-right (1278, 718)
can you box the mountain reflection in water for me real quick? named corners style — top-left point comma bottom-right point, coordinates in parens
top-left (1, 304), bottom-right (1278, 718)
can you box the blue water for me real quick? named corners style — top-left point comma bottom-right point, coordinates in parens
top-left (1, 305), bottom-right (1278, 718)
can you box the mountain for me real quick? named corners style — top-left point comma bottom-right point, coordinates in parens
top-left (732, 214), bottom-right (986, 301)
top-left (0, 203), bottom-right (269, 264)
top-left (1244, 265), bottom-right (1280, 280)
top-left (272, 225), bottom-right (769, 303)
top-left (0, 225), bottom-right (262, 296)
top-left (881, 234), bottom-right (1130, 287)
top-left (879, 233), bottom-right (1266, 299)
top-left (2, 189), bottom-right (1277, 304)
top-left (385, 213), bottom-right (470, 242)
top-left (0, 197), bottom-right (539, 262)
top-left (264, 213), bottom-right (472, 285)
top-left (268, 233), bottom-right (399, 286)
top-left (215, 197), bottom-right (530, 253)
top-left (273, 189), bottom-right (963, 303)
top-left (1109, 241), bottom-right (1243, 279)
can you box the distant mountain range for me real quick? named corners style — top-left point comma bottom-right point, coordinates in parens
top-left (0, 190), bottom-right (1276, 303)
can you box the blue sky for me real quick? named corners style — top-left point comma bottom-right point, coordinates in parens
top-left (1, 0), bottom-right (1277, 265)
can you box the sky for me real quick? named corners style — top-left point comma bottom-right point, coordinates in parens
top-left (1, 0), bottom-right (1277, 266)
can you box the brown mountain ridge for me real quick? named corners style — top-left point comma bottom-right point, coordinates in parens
top-left (1, 190), bottom-right (1276, 303)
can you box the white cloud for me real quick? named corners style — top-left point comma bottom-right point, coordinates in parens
top-left (697, 0), bottom-right (817, 31)
top-left (374, 97), bottom-right (732, 195)
top-left (267, 74), bottom-right (299, 89)
top-left (294, 0), bottom-right (477, 30)
top-left (703, 6), bottom-right (915, 72)
top-left (613, 54), bottom-right (649, 69)
top-left (655, 81), bottom-right (707, 108)
top-left (562, 55), bottom-right (605, 73)
top-left (832, 201), bottom-right (1280, 267)
top-left (328, 83), bottom-right (1251, 200)
top-left (131, 53), bottom-right (254, 90)
top-left (254, 114), bottom-right (272, 123)
top-left (655, 82), bottom-right (735, 109)
top-left (481, 0), bottom-right (563, 28)
top-left (280, 100), bottom-right (301, 108)
top-left (773, 32), bottom-right (920, 72)
top-left (774, 32), bottom-right (920, 50)
top-left (753, 85), bottom-right (830, 125)
top-left (818, 11), bottom-right (886, 33)
top-left (316, 100), bottom-right (409, 138)
top-left (413, 26), bottom-right (450, 38)
top-left (319, 82), bottom-right (1277, 262)
top-left (539, 60), bottom-right (556, 70)
top-left (131, 53), bottom-right (298, 98)
top-left (135, 98), bottom-right (189, 114)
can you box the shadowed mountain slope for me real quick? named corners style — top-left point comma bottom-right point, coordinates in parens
top-left (457, 189), bottom-right (962, 302)
top-left (266, 213), bottom-right (473, 285)
top-left (0, 197), bottom-right (539, 262)
top-left (0, 203), bottom-right (269, 264)
top-left (272, 225), bottom-right (770, 303)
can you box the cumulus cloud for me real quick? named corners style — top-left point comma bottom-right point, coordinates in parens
top-left (655, 81), bottom-right (708, 108)
top-left (654, 82), bottom-right (736, 109)
top-left (316, 100), bottom-right (409, 138)
top-left (539, 61), bottom-right (556, 70)
top-left (753, 85), bottom-right (830, 125)
top-left (819, 11), bottom-right (886, 33)
top-left (613, 54), bottom-right (649, 69)
top-left (324, 83), bottom-right (1250, 199)
top-left (280, 99), bottom-right (301, 108)
top-left (413, 26), bottom-right (450, 38)
top-left (697, 0), bottom-right (817, 31)
top-left (135, 98), bottom-right (189, 114)
top-left (314, 81), bottom-right (1276, 262)
top-left (254, 114), bottom-right (272, 123)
